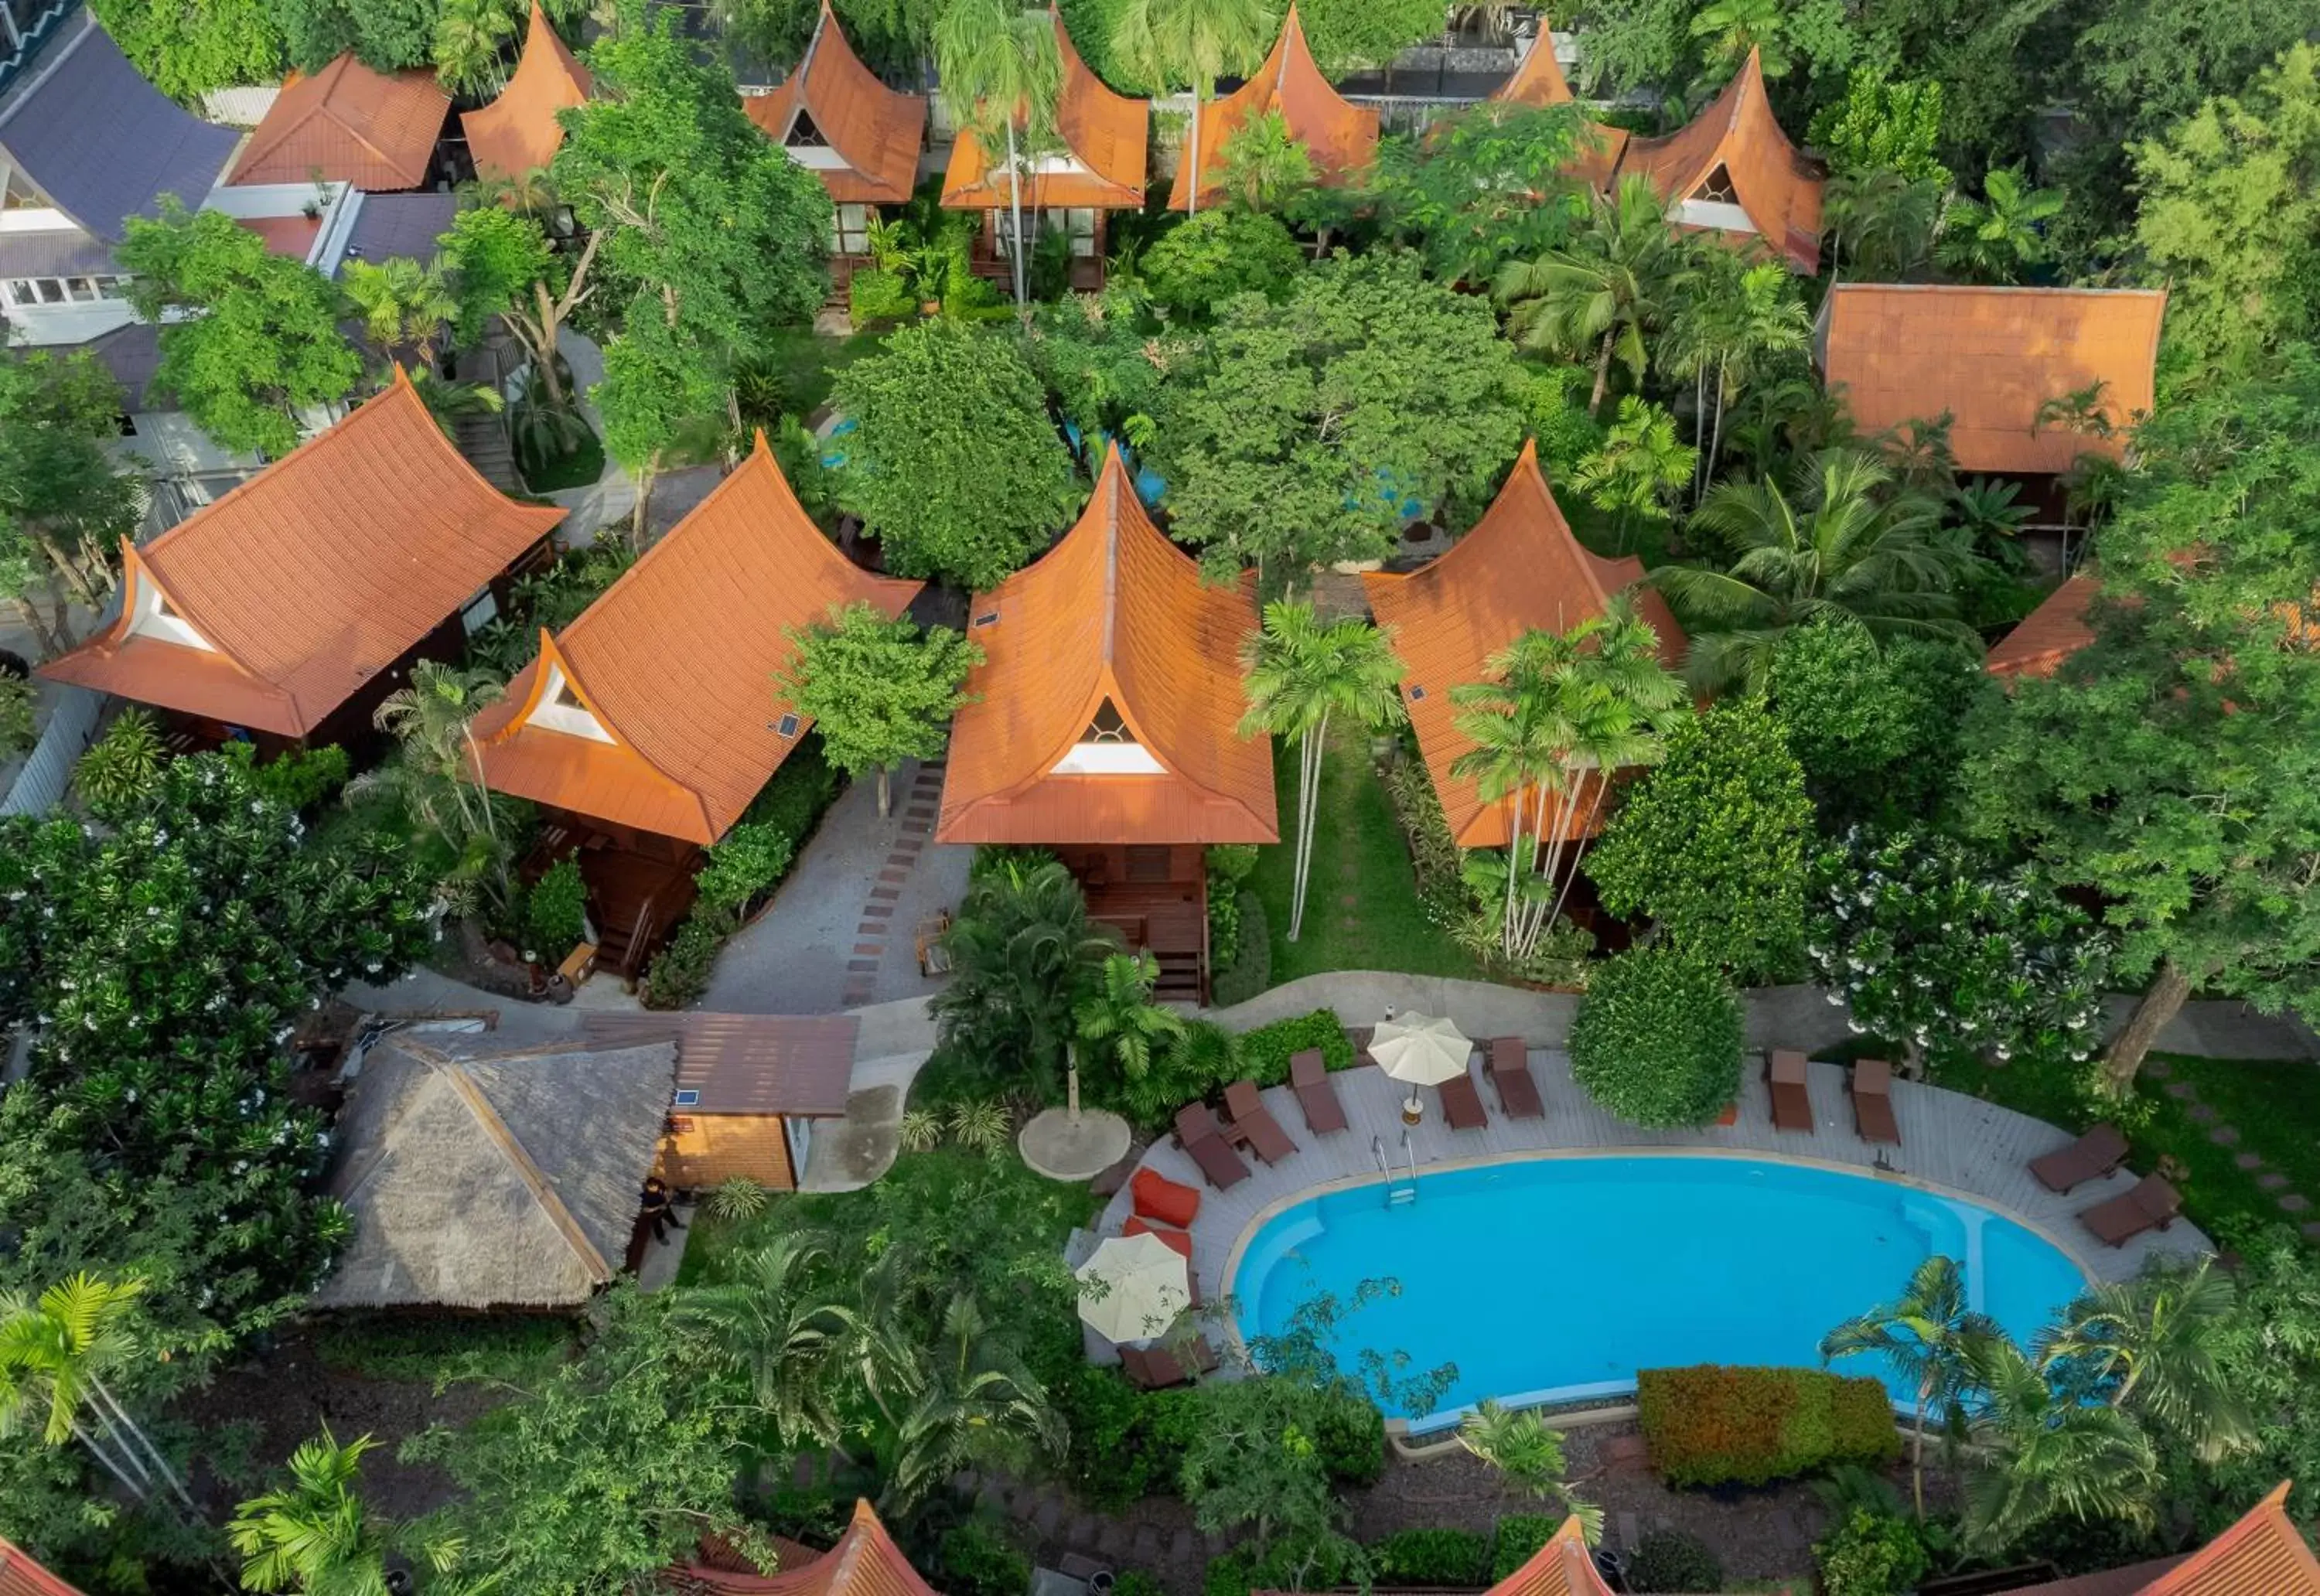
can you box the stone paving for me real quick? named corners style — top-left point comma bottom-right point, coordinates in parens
top-left (2143, 1057), bottom-right (2320, 1241)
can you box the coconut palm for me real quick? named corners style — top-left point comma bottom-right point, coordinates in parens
top-left (934, 0), bottom-right (1063, 309)
top-left (1214, 108), bottom-right (1314, 213)
top-left (1957, 1329), bottom-right (2159, 1556)
top-left (1495, 174), bottom-right (1694, 417)
top-left (1820, 1256), bottom-right (2001, 1520)
top-left (1938, 165), bottom-right (2066, 284)
top-left (1110, 0), bottom-right (1275, 215)
top-left (340, 256), bottom-right (458, 372)
top-left (874, 1294), bottom-right (1062, 1514)
top-left (228, 1427), bottom-right (394, 1596)
top-left (1823, 167), bottom-right (1940, 281)
top-left (435, 0), bottom-right (520, 97)
top-left (1654, 448), bottom-right (1981, 691)
top-left (1075, 950), bottom-right (1187, 1103)
top-left (930, 858), bottom-right (1119, 1099)
top-left (675, 1236), bottom-right (864, 1450)
top-left (0, 1273), bottom-right (196, 1514)
top-left (1238, 601), bottom-right (1407, 943)
top-left (2035, 1257), bottom-right (2256, 1465)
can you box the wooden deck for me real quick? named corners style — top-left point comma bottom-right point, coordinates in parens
top-left (1092, 1049), bottom-right (2212, 1362)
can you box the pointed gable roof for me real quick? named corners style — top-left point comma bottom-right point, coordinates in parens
top-left (1489, 1516), bottom-right (1615, 1596)
top-left (1612, 48), bottom-right (1821, 271)
top-left (1486, 22), bottom-right (1629, 188)
top-left (468, 435), bottom-right (923, 845)
top-left (668, 1501), bottom-right (941, 1596)
top-left (230, 55), bottom-right (450, 190)
top-left (40, 370), bottom-right (565, 737)
top-left (0, 1536), bottom-right (89, 1596)
top-left (1817, 284), bottom-right (2165, 475)
top-left (1169, 3), bottom-right (1377, 209)
top-left (1360, 439), bottom-right (1687, 849)
top-left (942, 8), bottom-right (1145, 210)
top-left (2004, 1483), bottom-right (2320, 1595)
top-left (745, 2), bottom-right (925, 206)
top-left (462, 3), bottom-right (592, 184)
top-left (937, 445), bottom-right (1278, 846)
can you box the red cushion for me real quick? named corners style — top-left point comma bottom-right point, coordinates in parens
top-left (1124, 1216), bottom-right (1194, 1260)
top-left (1132, 1168), bottom-right (1202, 1229)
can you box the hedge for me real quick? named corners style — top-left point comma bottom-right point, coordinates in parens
top-left (1370, 1528), bottom-right (1489, 1586)
top-left (1237, 1008), bottom-right (1356, 1085)
top-left (1489, 1516), bottom-right (1561, 1581)
top-left (1209, 888), bottom-right (1271, 1007)
top-left (1636, 1365), bottom-right (1900, 1488)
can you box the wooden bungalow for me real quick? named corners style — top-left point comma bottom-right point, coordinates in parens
top-left (745, 1), bottom-right (925, 290)
top-left (40, 367), bottom-right (564, 756)
top-left (1609, 48), bottom-right (1821, 272)
top-left (1817, 282), bottom-right (2166, 522)
top-left (936, 444), bottom-right (1277, 1002)
top-left (1169, 3), bottom-right (1377, 210)
top-left (1487, 22), bottom-right (1627, 189)
top-left (667, 1500), bottom-right (940, 1595)
top-left (940, 7), bottom-right (1145, 291)
top-left (227, 55), bottom-right (452, 191)
top-left (466, 434), bottom-right (922, 979)
top-left (585, 1011), bottom-right (858, 1192)
top-left (1361, 439), bottom-right (1686, 860)
top-left (462, 2), bottom-right (591, 186)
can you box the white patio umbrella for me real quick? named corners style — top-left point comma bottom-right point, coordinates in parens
top-left (1074, 1231), bottom-right (1191, 1344)
top-left (1370, 1012), bottom-right (1474, 1119)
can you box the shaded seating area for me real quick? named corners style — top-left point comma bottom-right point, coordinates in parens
top-left (1174, 1102), bottom-right (1250, 1190)
top-left (1851, 1058), bottom-right (1901, 1145)
top-left (2031, 1123), bottom-right (2131, 1193)
top-left (1768, 1049), bottom-right (1814, 1132)
top-left (1290, 1049), bottom-right (1349, 1134)
top-left (1224, 1078), bottom-right (1298, 1164)
top-left (2082, 1173), bottom-right (2182, 1247)
top-left (1488, 1037), bottom-right (1544, 1120)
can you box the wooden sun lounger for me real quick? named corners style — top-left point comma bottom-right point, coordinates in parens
top-left (2030, 1123), bottom-right (2131, 1193)
top-left (1174, 1103), bottom-right (1250, 1191)
top-left (1486, 1036), bottom-right (1544, 1119)
top-left (1289, 1049), bottom-right (1349, 1135)
top-left (1439, 1062), bottom-right (1488, 1130)
top-left (1767, 1049), bottom-right (1814, 1133)
top-left (1121, 1337), bottom-right (1220, 1390)
top-left (2081, 1173), bottom-right (2182, 1247)
top-left (1223, 1078), bottom-right (1298, 1165)
top-left (1851, 1057), bottom-right (1901, 1145)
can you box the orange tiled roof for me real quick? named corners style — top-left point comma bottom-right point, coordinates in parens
top-left (1169, 2), bottom-right (1378, 209)
top-left (667, 1502), bottom-right (937, 1596)
top-left (1361, 439), bottom-right (1687, 850)
top-left (468, 435), bottom-right (922, 845)
top-left (2008, 1484), bottom-right (2320, 1596)
top-left (1817, 283), bottom-right (2165, 476)
top-left (1487, 26), bottom-right (1628, 189)
top-left (936, 444), bottom-right (1278, 847)
top-left (40, 370), bottom-right (564, 737)
top-left (1489, 1516), bottom-right (1615, 1596)
top-left (230, 56), bottom-right (450, 190)
top-left (1987, 571), bottom-right (2099, 679)
top-left (1610, 49), bottom-right (1820, 271)
top-left (462, 3), bottom-right (592, 184)
top-left (746, 2), bottom-right (925, 206)
top-left (942, 8), bottom-right (1145, 210)
top-left (0, 1538), bottom-right (87, 1596)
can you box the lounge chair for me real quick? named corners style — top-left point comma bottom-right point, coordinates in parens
top-left (2081, 1174), bottom-right (2182, 1247)
top-left (1131, 1168), bottom-right (1202, 1229)
top-left (1851, 1058), bottom-right (1901, 1145)
top-left (1289, 1049), bottom-right (1349, 1135)
top-left (1174, 1103), bottom-right (1250, 1191)
top-left (1122, 1216), bottom-right (1193, 1262)
top-left (1439, 1061), bottom-right (1488, 1131)
top-left (1223, 1078), bottom-right (1298, 1165)
top-left (1487, 1037), bottom-right (1544, 1119)
top-left (1767, 1049), bottom-right (1814, 1133)
top-left (1121, 1337), bottom-right (1220, 1390)
top-left (2030, 1124), bottom-right (2131, 1194)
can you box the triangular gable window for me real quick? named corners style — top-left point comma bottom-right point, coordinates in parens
top-left (1084, 698), bottom-right (1134, 744)
top-left (526, 661), bottom-right (616, 744)
top-left (1052, 697), bottom-right (1165, 774)
top-left (786, 109), bottom-right (829, 148)
top-left (125, 575), bottom-right (216, 651)
top-left (1692, 163), bottom-right (1738, 204)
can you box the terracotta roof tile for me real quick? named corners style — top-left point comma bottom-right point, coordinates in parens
top-left (41, 370), bottom-right (564, 736)
top-left (230, 56), bottom-right (450, 191)
top-left (1361, 439), bottom-right (1686, 849)
top-left (1488, 1516), bottom-right (1614, 1596)
top-left (2008, 1485), bottom-right (2320, 1596)
top-left (0, 1539), bottom-right (87, 1596)
top-left (1169, 2), bottom-right (1377, 209)
top-left (943, 7), bottom-right (1144, 211)
top-left (937, 444), bottom-right (1278, 846)
top-left (1818, 283), bottom-right (2166, 475)
top-left (747, 2), bottom-right (925, 205)
top-left (1987, 571), bottom-right (2099, 678)
top-left (666, 1502), bottom-right (939, 1596)
top-left (468, 435), bottom-right (922, 844)
top-left (1487, 26), bottom-right (1628, 186)
top-left (462, 4), bottom-right (592, 184)
top-left (1611, 49), bottom-right (1821, 271)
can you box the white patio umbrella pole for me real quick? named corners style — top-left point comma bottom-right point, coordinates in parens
top-left (1370, 1012), bottom-right (1474, 1127)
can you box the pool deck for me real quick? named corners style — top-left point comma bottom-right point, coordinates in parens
top-left (1087, 1049), bottom-right (2211, 1365)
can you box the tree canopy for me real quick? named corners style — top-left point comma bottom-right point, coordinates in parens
top-left (779, 603), bottom-right (984, 817)
top-left (0, 350), bottom-right (139, 657)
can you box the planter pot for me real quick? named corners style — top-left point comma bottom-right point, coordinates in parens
top-left (1715, 1100), bottom-right (1738, 1127)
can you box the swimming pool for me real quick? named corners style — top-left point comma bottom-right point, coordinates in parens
top-left (1227, 1154), bottom-right (2091, 1432)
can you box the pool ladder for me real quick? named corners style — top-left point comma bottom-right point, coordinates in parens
top-left (1373, 1131), bottom-right (1419, 1206)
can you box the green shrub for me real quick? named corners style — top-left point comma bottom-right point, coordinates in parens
top-left (1624, 1528), bottom-right (1723, 1593)
top-left (1568, 947), bottom-right (1743, 1128)
top-left (74, 706), bottom-right (165, 820)
top-left (1370, 1527), bottom-right (1489, 1585)
top-left (247, 743), bottom-right (350, 810)
top-left (1237, 1008), bottom-right (1356, 1086)
top-left (1384, 754), bottom-right (1472, 929)
top-left (848, 267), bottom-right (914, 323)
top-left (1140, 209), bottom-right (1303, 320)
top-left (1208, 842), bottom-right (1260, 882)
top-left (1813, 1508), bottom-right (1931, 1596)
top-left (696, 820), bottom-right (796, 914)
top-left (1209, 889), bottom-right (1271, 1008)
top-left (643, 912), bottom-right (728, 1010)
top-left (937, 1516), bottom-right (1031, 1596)
top-left (742, 731), bottom-right (844, 851)
top-left (523, 856), bottom-right (589, 958)
top-left (0, 674), bottom-right (36, 756)
top-left (1207, 872), bottom-right (1242, 967)
top-left (1636, 1366), bottom-right (1901, 1488)
top-left (1111, 1574), bottom-right (1165, 1596)
top-left (1490, 1516), bottom-right (1559, 1580)
top-left (1314, 1389), bottom-right (1386, 1485)
top-left (1202, 1537), bottom-right (1356, 1596)
top-left (1056, 1366), bottom-right (1201, 1509)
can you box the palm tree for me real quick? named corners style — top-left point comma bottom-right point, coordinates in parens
top-left (1654, 448), bottom-right (1981, 691)
top-left (1495, 174), bottom-right (1694, 417)
top-left (2035, 1257), bottom-right (2256, 1465)
top-left (1687, 0), bottom-right (1788, 80)
top-left (1820, 1256), bottom-right (2001, 1520)
top-left (1110, 0), bottom-right (1275, 217)
top-left (340, 256), bottom-right (458, 372)
top-left (1237, 601), bottom-right (1407, 943)
top-left (874, 1294), bottom-right (1063, 1515)
top-left (1573, 396), bottom-right (1696, 551)
top-left (1937, 166), bottom-right (2065, 284)
top-left (1215, 108), bottom-right (1314, 213)
top-left (1958, 1330), bottom-right (2158, 1557)
top-left (675, 1236), bottom-right (864, 1451)
top-left (0, 1273), bottom-right (196, 1515)
top-left (1459, 1400), bottom-right (1602, 1539)
top-left (1698, 260), bottom-right (1810, 493)
top-left (1074, 950), bottom-right (1186, 1111)
top-left (350, 660), bottom-right (514, 914)
top-left (930, 858), bottom-right (1119, 1098)
top-left (934, 0), bottom-right (1063, 309)
top-left (228, 1428), bottom-right (394, 1596)
top-left (408, 369), bottom-right (507, 441)
top-left (1823, 167), bottom-right (1940, 281)
top-left (435, 0), bottom-right (519, 97)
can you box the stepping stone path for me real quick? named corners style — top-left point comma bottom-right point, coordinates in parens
top-left (2145, 1065), bottom-right (2320, 1238)
top-left (840, 757), bottom-right (945, 1008)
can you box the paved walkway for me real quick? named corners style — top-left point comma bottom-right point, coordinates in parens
top-left (2144, 1056), bottom-right (2320, 1241)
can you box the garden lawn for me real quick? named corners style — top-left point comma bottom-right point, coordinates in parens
top-left (1249, 728), bottom-right (1486, 987)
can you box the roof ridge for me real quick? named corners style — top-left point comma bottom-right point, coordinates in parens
top-left (437, 1056), bottom-right (613, 1285)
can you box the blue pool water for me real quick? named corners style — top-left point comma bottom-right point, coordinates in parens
top-left (1230, 1154), bottom-right (2090, 1431)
